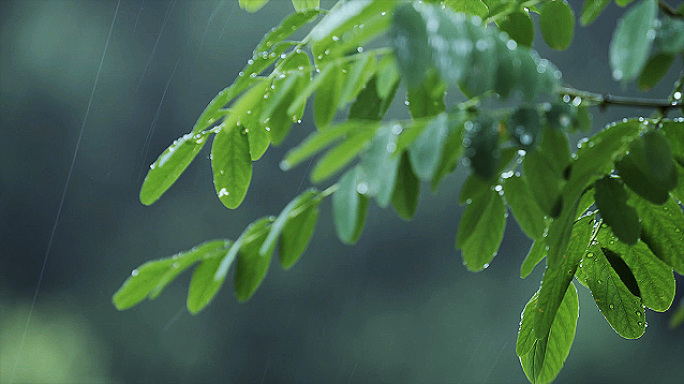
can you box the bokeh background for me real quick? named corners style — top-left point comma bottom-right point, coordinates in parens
top-left (1, 0), bottom-right (682, 383)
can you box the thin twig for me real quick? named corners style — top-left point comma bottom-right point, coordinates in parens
top-left (558, 87), bottom-right (682, 110)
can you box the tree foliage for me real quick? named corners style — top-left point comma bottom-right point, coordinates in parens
top-left (113, 0), bottom-right (684, 382)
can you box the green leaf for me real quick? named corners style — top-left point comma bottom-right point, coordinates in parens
top-left (444, 0), bottom-right (489, 17)
top-left (523, 150), bottom-right (564, 218)
top-left (634, 196), bottom-right (684, 275)
top-left (616, 130), bottom-right (678, 205)
top-left (113, 240), bottom-right (228, 310)
top-left (521, 240), bottom-right (547, 279)
top-left (239, 0), bottom-right (269, 13)
top-left (254, 10), bottom-right (321, 54)
top-left (391, 153), bottom-right (420, 221)
top-left (540, 1), bottom-right (575, 50)
top-left (544, 103), bottom-right (578, 131)
top-left (264, 51), bottom-right (312, 145)
top-left (311, 0), bottom-right (394, 62)
top-left (431, 115), bottom-right (466, 191)
top-left (508, 106), bottom-right (542, 150)
top-left (594, 177), bottom-right (640, 245)
top-left (260, 189), bottom-right (318, 257)
top-left (292, 0), bottom-right (319, 12)
top-left (375, 55), bottom-right (401, 99)
top-left (661, 119), bottom-right (684, 164)
top-left (546, 119), bottom-right (641, 267)
top-left (139, 130), bottom-right (211, 206)
top-left (609, 0), bottom-right (657, 82)
top-left (596, 228), bottom-right (675, 312)
top-left (349, 75), bottom-right (399, 121)
top-left (314, 61), bottom-right (344, 128)
top-left (493, 36), bottom-right (520, 99)
top-left (464, 116), bottom-right (501, 180)
top-left (499, 11), bottom-right (534, 47)
top-left (311, 125), bottom-right (378, 183)
top-left (279, 197), bottom-right (320, 269)
top-left (212, 124), bottom-right (252, 209)
top-left (638, 53), bottom-right (675, 91)
top-left (409, 113), bottom-right (449, 180)
top-left (581, 0), bottom-right (610, 25)
top-left (516, 290), bottom-right (540, 356)
top-left (357, 124), bottom-right (402, 207)
top-left (578, 244), bottom-right (646, 339)
top-left (519, 284), bottom-right (579, 384)
top-left (281, 121), bottom-right (365, 170)
top-left (407, 70), bottom-right (446, 119)
top-left (234, 217), bottom-right (275, 302)
top-left (504, 174), bottom-right (547, 239)
top-left (333, 167), bottom-right (370, 244)
top-left (535, 215), bottom-right (593, 339)
top-left (670, 300), bottom-right (684, 329)
top-left (655, 16), bottom-right (684, 55)
top-left (390, 3), bottom-right (432, 88)
top-left (456, 186), bottom-right (506, 271)
top-left (340, 52), bottom-right (377, 106)
top-left (460, 22), bottom-right (497, 97)
top-left (187, 246), bottom-right (232, 314)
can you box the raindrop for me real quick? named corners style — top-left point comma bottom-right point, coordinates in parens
top-left (131, 269), bottom-right (139, 277)
top-left (357, 47), bottom-right (364, 53)
top-left (572, 97), bottom-right (582, 107)
top-left (494, 185), bottom-right (503, 192)
top-left (279, 160), bottom-right (290, 171)
top-left (219, 188), bottom-right (230, 197)
top-left (506, 40), bottom-right (517, 50)
top-left (239, 71), bottom-right (245, 77)
top-left (391, 124), bottom-right (403, 135)
top-left (673, 91), bottom-right (682, 100)
top-left (520, 133), bottom-right (533, 145)
top-left (386, 142), bottom-right (397, 153)
top-left (356, 182), bottom-right (369, 194)
top-left (332, 35), bottom-right (339, 41)
top-left (612, 69), bottom-right (623, 80)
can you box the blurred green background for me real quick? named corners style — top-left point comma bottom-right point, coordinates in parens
top-left (1, 0), bottom-right (682, 382)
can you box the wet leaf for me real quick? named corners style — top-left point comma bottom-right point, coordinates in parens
top-left (508, 106), bottom-right (542, 150)
top-left (357, 124), bottom-right (402, 207)
top-left (140, 130), bottom-right (212, 206)
top-left (239, 0), bottom-right (270, 13)
top-left (234, 217), bottom-right (275, 302)
top-left (314, 61), bottom-right (345, 128)
top-left (581, 0), bottom-right (610, 25)
top-left (540, 1), bottom-right (575, 50)
top-left (521, 240), bottom-right (547, 279)
top-left (504, 174), bottom-right (547, 240)
top-left (634, 196), bottom-right (684, 275)
top-left (279, 196), bottom-right (320, 269)
top-left (638, 53), bottom-right (675, 91)
top-left (391, 153), bottom-right (420, 221)
top-left (578, 243), bottom-right (646, 339)
top-left (535, 215), bottom-right (593, 339)
top-left (609, 0), bottom-right (657, 82)
top-left (597, 228), bottom-right (675, 312)
top-left (260, 189), bottom-right (319, 257)
top-left (464, 116), bottom-right (501, 180)
top-left (311, 125), bottom-right (378, 183)
top-left (409, 113), bottom-right (449, 180)
top-left (291, 0), bottom-right (319, 12)
top-left (499, 11), bottom-right (534, 47)
top-left (407, 70), bottom-right (446, 119)
top-left (594, 177), bottom-right (640, 245)
top-left (390, 3), bottom-right (432, 88)
top-left (212, 125), bottom-right (252, 209)
top-left (333, 167), bottom-right (369, 244)
top-left (187, 246), bottom-right (232, 314)
top-left (456, 186), bottom-right (506, 271)
top-left (113, 240), bottom-right (228, 310)
top-left (519, 284), bottom-right (579, 384)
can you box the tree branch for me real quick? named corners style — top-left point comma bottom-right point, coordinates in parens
top-left (659, 1), bottom-right (680, 18)
top-left (558, 87), bottom-right (682, 110)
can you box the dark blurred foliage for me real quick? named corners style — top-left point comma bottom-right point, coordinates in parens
top-left (1, 1), bottom-right (682, 383)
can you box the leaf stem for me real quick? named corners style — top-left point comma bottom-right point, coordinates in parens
top-left (658, 0), bottom-right (680, 18)
top-left (558, 87), bottom-right (682, 110)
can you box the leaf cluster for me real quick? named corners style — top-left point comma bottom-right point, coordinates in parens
top-left (114, 1), bottom-right (684, 382)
